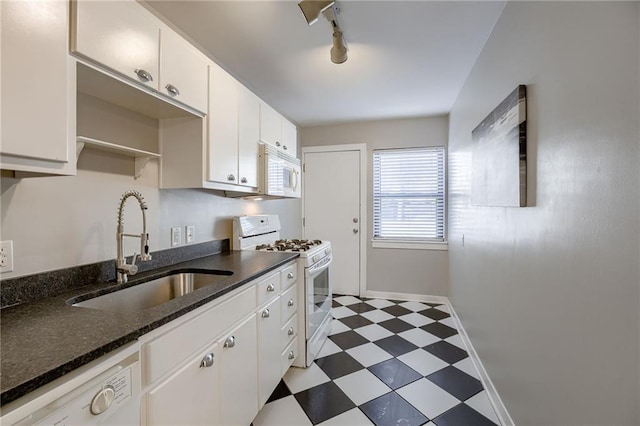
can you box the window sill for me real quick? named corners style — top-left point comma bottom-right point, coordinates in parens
top-left (371, 240), bottom-right (448, 251)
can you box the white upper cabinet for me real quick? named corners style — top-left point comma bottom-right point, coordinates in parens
top-left (0, 0), bottom-right (76, 175)
top-left (159, 27), bottom-right (208, 113)
top-left (238, 86), bottom-right (260, 188)
top-left (259, 103), bottom-right (298, 158)
top-left (72, 0), bottom-right (207, 113)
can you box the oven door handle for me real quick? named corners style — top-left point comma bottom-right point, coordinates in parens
top-left (307, 255), bottom-right (332, 276)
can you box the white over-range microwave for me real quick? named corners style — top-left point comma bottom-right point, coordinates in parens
top-left (259, 143), bottom-right (301, 198)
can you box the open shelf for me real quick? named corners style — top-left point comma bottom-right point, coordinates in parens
top-left (76, 136), bottom-right (161, 179)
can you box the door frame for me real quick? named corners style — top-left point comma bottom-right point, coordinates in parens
top-left (302, 143), bottom-right (368, 297)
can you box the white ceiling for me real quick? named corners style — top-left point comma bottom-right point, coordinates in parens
top-left (144, 1), bottom-right (506, 127)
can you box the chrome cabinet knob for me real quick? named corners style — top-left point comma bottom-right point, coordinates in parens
top-left (266, 283), bottom-right (275, 292)
top-left (200, 353), bottom-right (215, 368)
top-left (240, 177), bottom-right (248, 184)
top-left (288, 327), bottom-right (294, 336)
top-left (261, 309), bottom-right (270, 318)
top-left (287, 272), bottom-right (294, 279)
top-left (227, 174), bottom-right (236, 182)
top-left (275, 141), bottom-right (281, 147)
top-left (287, 299), bottom-right (294, 307)
top-left (165, 84), bottom-right (180, 96)
top-left (283, 145), bottom-right (288, 150)
top-left (134, 68), bottom-right (153, 82)
top-left (90, 385), bottom-right (116, 415)
top-left (224, 336), bottom-right (236, 348)
top-left (288, 351), bottom-right (295, 360)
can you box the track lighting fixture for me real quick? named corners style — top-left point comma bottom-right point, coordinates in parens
top-left (298, 0), bottom-right (348, 64)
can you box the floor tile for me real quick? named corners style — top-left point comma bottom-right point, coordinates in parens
top-left (316, 338), bottom-right (343, 358)
top-left (332, 306), bottom-right (358, 319)
top-left (253, 395), bottom-right (312, 426)
top-left (334, 295), bottom-right (363, 306)
top-left (339, 314), bottom-right (374, 329)
top-left (433, 403), bottom-right (497, 426)
top-left (397, 378), bottom-right (460, 420)
top-left (378, 318), bottom-right (414, 334)
top-left (434, 304), bottom-right (450, 313)
top-left (426, 366), bottom-right (484, 400)
top-left (465, 391), bottom-right (500, 424)
top-left (364, 299), bottom-right (395, 309)
top-left (315, 351), bottom-right (365, 379)
top-left (266, 379), bottom-right (292, 403)
top-left (346, 342), bottom-right (393, 367)
top-left (332, 299), bottom-right (341, 308)
top-left (359, 392), bottom-right (428, 426)
top-left (334, 369), bottom-right (391, 405)
top-left (397, 348), bottom-right (449, 376)
top-left (444, 334), bottom-right (466, 350)
top-left (283, 363), bottom-right (331, 394)
top-left (354, 323), bottom-right (394, 342)
top-left (294, 381), bottom-right (356, 425)
top-left (348, 302), bottom-right (378, 314)
top-left (423, 341), bottom-right (468, 364)
top-left (317, 408), bottom-right (373, 426)
top-left (399, 312), bottom-right (435, 328)
top-left (398, 328), bottom-right (440, 347)
top-left (329, 330), bottom-right (370, 350)
top-left (374, 335), bottom-right (419, 357)
top-left (421, 322), bottom-right (458, 339)
top-left (329, 319), bottom-right (351, 335)
top-left (361, 309), bottom-right (395, 323)
top-left (438, 317), bottom-right (457, 329)
top-left (453, 357), bottom-right (480, 379)
top-left (418, 308), bottom-right (451, 321)
top-left (368, 358), bottom-right (422, 390)
top-left (398, 301), bottom-right (432, 312)
top-left (381, 304), bottom-right (413, 317)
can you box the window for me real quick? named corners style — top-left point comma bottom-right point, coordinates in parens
top-left (373, 147), bottom-right (446, 245)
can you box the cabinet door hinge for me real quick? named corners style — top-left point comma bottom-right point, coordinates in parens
top-left (302, 163), bottom-right (305, 173)
top-left (302, 217), bottom-right (305, 227)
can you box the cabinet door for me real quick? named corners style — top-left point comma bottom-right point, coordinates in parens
top-left (159, 28), bottom-right (208, 113)
top-left (219, 315), bottom-right (258, 426)
top-left (281, 119), bottom-right (298, 158)
top-left (238, 86), bottom-right (260, 188)
top-left (257, 297), bottom-right (282, 408)
top-left (1, 0), bottom-right (73, 171)
top-left (72, 0), bottom-right (159, 88)
top-left (208, 63), bottom-right (239, 184)
top-left (259, 103), bottom-right (282, 148)
top-left (146, 343), bottom-right (220, 425)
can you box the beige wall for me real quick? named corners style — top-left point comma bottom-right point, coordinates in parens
top-left (448, 2), bottom-right (639, 424)
top-left (300, 116), bottom-right (449, 297)
top-left (0, 150), bottom-right (301, 279)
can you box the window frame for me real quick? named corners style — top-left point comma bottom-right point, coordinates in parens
top-left (371, 146), bottom-right (447, 251)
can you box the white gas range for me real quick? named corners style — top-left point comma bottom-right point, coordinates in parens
top-left (232, 215), bottom-right (333, 368)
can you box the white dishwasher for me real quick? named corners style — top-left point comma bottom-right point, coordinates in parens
top-left (1, 345), bottom-right (141, 426)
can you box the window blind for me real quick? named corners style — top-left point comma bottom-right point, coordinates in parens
top-left (373, 147), bottom-right (446, 241)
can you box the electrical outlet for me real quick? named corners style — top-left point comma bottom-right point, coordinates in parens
top-left (0, 240), bottom-right (14, 273)
top-left (171, 227), bottom-right (182, 247)
top-left (185, 225), bottom-right (195, 244)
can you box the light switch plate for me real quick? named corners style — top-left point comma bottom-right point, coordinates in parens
top-left (185, 226), bottom-right (195, 244)
top-left (171, 227), bottom-right (182, 247)
top-left (0, 240), bottom-right (14, 273)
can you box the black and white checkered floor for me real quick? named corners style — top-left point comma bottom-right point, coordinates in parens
top-left (253, 295), bottom-right (500, 426)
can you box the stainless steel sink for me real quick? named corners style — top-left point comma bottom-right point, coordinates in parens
top-left (71, 271), bottom-right (233, 314)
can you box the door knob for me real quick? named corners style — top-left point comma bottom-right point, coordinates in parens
top-left (353, 218), bottom-right (359, 223)
top-left (353, 228), bottom-right (359, 234)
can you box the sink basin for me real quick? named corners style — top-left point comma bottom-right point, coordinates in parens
top-left (71, 271), bottom-right (233, 314)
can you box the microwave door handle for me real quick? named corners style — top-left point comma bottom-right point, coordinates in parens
top-left (293, 169), bottom-right (299, 192)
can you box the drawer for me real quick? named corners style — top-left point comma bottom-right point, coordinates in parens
top-left (257, 271), bottom-right (280, 307)
top-left (142, 285), bottom-right (256, 385)
top-left (280, 263), bottom-right (297, 290)
top-left (281, 338), bottom-right (297, 376)
top-left (280, 314), bottom-right (297, 349)
top-left (280, 283), bottom-right (297, 326)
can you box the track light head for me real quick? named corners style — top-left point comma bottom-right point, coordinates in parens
top-left (330, 30), bottom-right (348, 64)
top-left (298, 0), bottom-right (335, 26)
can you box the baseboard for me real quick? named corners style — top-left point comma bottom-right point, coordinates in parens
top-left (365, 290), bottom-right (514, 425)
top-left (364, 290), bottom-right (449, 305)
top-left (447, 303), bottom-right (515, 426)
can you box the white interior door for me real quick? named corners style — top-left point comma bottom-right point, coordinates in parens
top-left (303, 146), bottom-right (365, 296)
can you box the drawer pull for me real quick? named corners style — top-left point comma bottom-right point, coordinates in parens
top-left (227, 174), bottom-right (236, 182)
top-left (288, 327), bottom-right (294, 336)
top-left (266, 283), bottom-right (275, 292)
top-left (224, 336), bottom-right (236, 348)
top-left (287, 272), bottom-right (294, 279)
top-left (261, 309), bottom-right (270, 318)
top-left (200, 353), bottom-right (214, 368)
top-left (288, 351), bottom-right (295, 360)
top-left (287, 299), bottom-right (294, 307)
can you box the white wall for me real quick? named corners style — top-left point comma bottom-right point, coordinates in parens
top-left (0, 150), bottom-right (301, 279)
top-left (300, 117), bottom-right (449, 296)
top-left (448, 2), bottom-right (640, 424)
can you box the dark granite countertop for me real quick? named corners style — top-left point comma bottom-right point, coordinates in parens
top-left (0, 249), bottom-right (298, 406)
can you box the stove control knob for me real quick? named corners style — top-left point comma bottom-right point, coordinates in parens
top-left (90, 385), bottom-right (116, 415)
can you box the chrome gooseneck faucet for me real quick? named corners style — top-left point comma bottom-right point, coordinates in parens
top-left (116, 190), bottom-right (152, 283)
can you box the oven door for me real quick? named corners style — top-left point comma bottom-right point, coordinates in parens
top-left (305, 254), bottom-right (332, 338)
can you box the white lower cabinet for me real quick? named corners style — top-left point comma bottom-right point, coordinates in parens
top-left (257, 297), bottom-right (283, 408)
top-left (218, 315), bottom-right (259, 426)
top-left (145, 343), bottom-right (220, 425)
